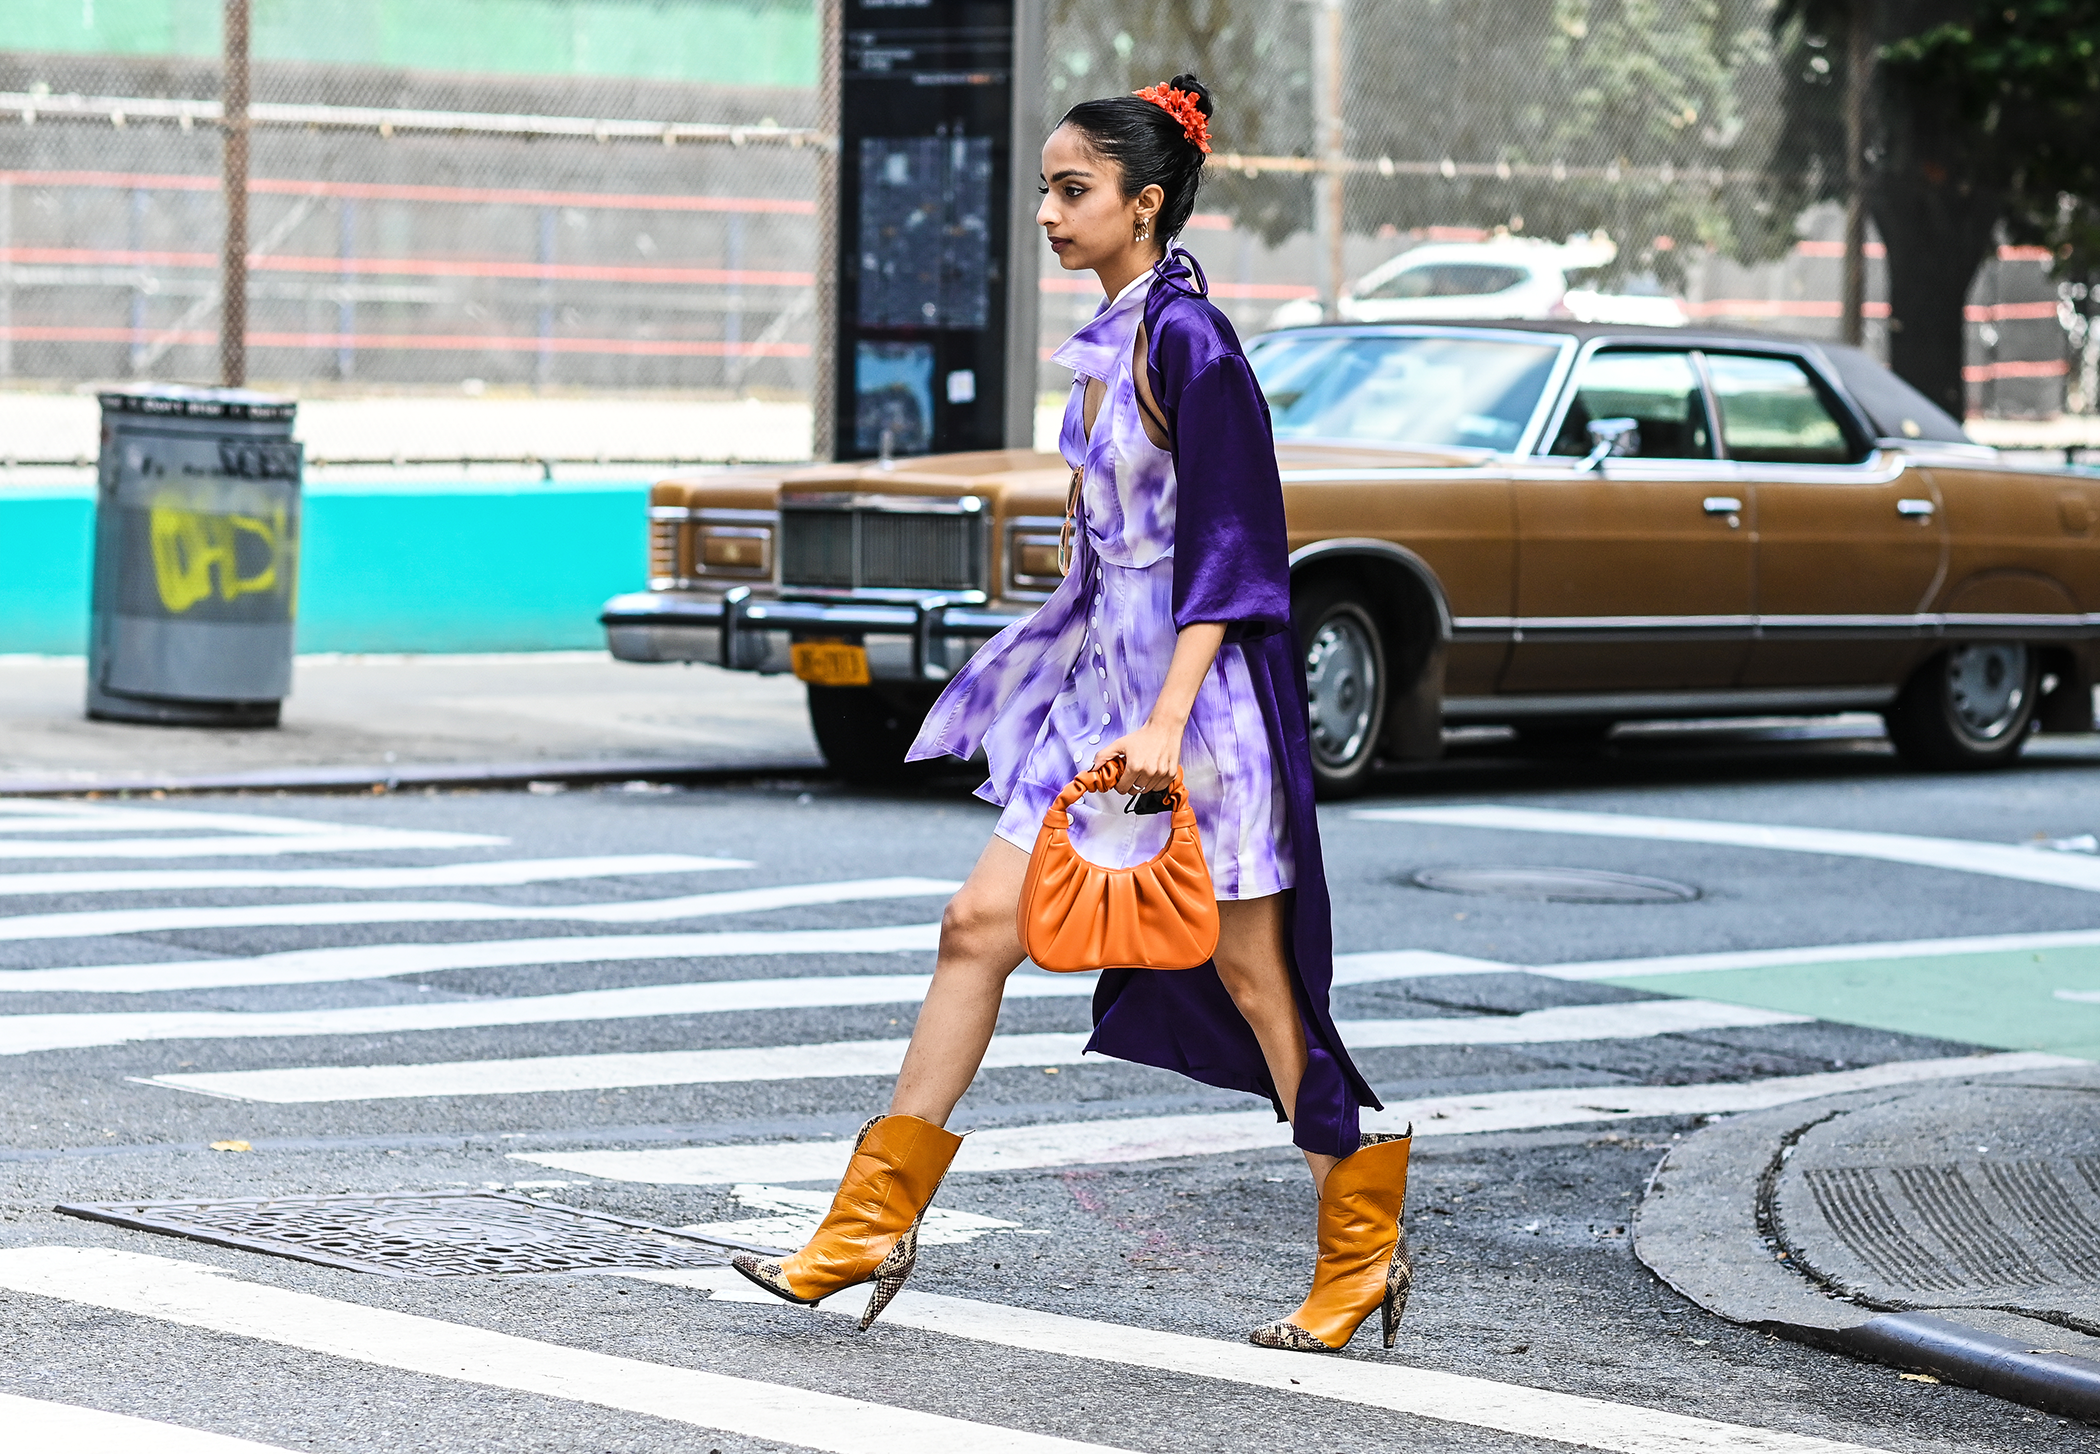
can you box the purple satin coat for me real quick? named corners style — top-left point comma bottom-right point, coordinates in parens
top-left (911, 250), bottom-right (1379, 1158)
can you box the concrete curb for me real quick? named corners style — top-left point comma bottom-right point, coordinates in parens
top-left (0, 755), bottom-right (828, 797)
top-left (1634, 1084), bottom-right (2100, 1424)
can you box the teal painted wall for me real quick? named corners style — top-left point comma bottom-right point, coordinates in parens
top-left (0, 480), bottom-right (650, 655)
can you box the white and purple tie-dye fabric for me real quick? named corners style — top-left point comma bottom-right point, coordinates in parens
top-left (906, 272), bottom-right (1293, 900)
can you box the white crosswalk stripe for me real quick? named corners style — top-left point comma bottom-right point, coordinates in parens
top-left (0, 854), bottom-right (749, 898)
top-left (0, 1248), bottom-right (1138, 1454)
top-left (137, 1000), bottom-right (1812, 1103)
top-left (0, 875), bottom-right (960, 942)
top-left (512, 1052), bottom-right (2069, 1186)
top-left (0, 922), bottom-right (946, 993)
top-left (0, 1391), bottom-right (296, 1452)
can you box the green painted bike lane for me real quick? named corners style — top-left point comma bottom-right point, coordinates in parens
top-left (1601, 946), bottom-right (2100, 1062)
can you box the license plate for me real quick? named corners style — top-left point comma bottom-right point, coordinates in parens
top-left (790, 640), bottom-right (870, 686)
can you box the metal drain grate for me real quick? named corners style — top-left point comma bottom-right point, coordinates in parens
top-left (57, 1191), bottom-right (782, 1278)
top-left (1791, 1160), bottom-right (2100, 1300)
top-left (1408, 866), bottom-right (1700, 904)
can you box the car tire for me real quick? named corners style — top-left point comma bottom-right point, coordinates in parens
top-left (1293, 580), bottom-right (1388, 800)
top-left (806, 684), bottom-right (943, 786)
top-left (1883, 643), bottom-right (2039, 771)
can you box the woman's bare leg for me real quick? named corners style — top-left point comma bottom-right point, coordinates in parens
top-left (888, 836), bottom-right (1031, 1124)
top-left (1212, 893), bottom-right (1343, 1194)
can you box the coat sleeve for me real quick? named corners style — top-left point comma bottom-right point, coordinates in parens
top-left (1153, 314), bottom-right (1294, 643)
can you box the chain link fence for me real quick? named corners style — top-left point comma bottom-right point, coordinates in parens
top-left (0, 0), bottom-right (2086, 428)
top-left (0, 1), bottom-right (818, 399)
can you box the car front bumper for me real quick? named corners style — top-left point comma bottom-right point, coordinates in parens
top-left (600, 589), bottom-right (1029, 682)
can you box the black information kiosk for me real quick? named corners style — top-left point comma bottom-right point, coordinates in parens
top-left (835, 0), bottom-right (1039, 460)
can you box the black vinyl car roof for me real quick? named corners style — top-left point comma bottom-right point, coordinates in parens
top-left (1271, 319), bottom-right (1973, 445)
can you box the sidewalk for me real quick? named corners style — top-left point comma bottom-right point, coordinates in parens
top-left (0, 654), bottom-right (822, 793)
top-left (1636, 1060), bottom-right (2100, 1422)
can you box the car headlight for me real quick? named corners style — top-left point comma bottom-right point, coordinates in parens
top-left (697, 523), bottom-right (773, 576)
top-left (1006, 522), bottom-right (1067, 592)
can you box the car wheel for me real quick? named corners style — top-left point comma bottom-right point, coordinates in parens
top-left (1883, 643), bottom-right (2039, 771)
top-left (806, 684), bottom-right (943, 786)
top-left (1294, 582), bottom-right (1388, 799)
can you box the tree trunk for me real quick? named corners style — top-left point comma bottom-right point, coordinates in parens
top-left (1872, 182), bottom-right (1998, 418)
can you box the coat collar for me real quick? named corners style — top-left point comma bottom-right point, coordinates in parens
top-left (1048, 269), bottom-right (1153, 380)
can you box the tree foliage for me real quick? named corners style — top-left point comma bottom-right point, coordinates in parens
top-left (1769, 0), bottom-right (2100, 411)
top-left (1043, 0), bottom-right (1786, 285)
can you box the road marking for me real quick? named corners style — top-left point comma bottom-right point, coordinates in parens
top-left (638, 1270), bottom-right (1896, 1454)
top-left (0, 876), bottom-right (961, 942)
top-left (516, 1052), bottom-right (2070, 1185)
top-left (139, 1000), bottom-right (1808, 1103)
top-left (0, 1247), bottom-right (1133, 1454)
top-left (0, 804), bottom-right (414, 836)
top-left (0, 970), bottom-right (1043, 1055)
top-left (1357, 802), bottom-right (2100, 893)
top-left (0, 923), bottom-right (946, 994)
top-left (1543, 927), bottom-right (2100, 979)
top-left (0, 853), bottom-right (750, 898)
top-left (677, 1183), bottom-right (1026, 1249)
top-left (0, 1390), bottom-right (295, 1452)
top-left (0, 828), bottom-right (505, 860)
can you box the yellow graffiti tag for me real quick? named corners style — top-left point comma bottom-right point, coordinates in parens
top-left (150, 498), bottom-right (285, 614)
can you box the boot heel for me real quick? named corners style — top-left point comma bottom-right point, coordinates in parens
top-left (856, 1216), bottom-right (923, 1330)
top-left (1381, 1227), bottom-right (1413, 1350)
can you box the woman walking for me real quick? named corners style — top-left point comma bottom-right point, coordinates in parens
top-left (732, 75), bottom-right (1410, 1354)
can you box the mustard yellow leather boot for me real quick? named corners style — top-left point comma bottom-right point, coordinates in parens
top-left (1249, 1129), bottom-right (1412, 1352)
top-left (731, 1113), bottom-right (963, 1329)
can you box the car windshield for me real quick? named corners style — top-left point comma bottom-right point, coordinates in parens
top-left (1248, 332), bottom-right (1562, 451)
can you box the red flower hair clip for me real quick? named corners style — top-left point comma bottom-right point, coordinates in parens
top-left (1133, 82), bottom-right (1212, 154)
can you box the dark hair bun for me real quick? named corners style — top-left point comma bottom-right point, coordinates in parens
top-left (1168, 73), bottom-right (1214, 120)
top-left (1058, 71), bottom-right (1214, 247)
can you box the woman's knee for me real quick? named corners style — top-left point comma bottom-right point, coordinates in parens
top-left (939, 883), bottom-right (1018, 959)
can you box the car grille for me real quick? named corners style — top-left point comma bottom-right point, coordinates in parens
top-left (780, 500), bottom-right (984, 592)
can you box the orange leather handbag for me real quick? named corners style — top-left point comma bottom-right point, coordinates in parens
top-left (1018, 758), bottom-right (1220, 973)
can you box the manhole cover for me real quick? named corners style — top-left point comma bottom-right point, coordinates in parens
top-left (56, 1190), bottom-right (783, 1278)
top-left (1408, 866), bottom-right (1700, 903)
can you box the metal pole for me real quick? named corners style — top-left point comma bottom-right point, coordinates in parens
top-left (810, 0), bottom-right (843, 462)
top-left (219, 0), bottom-right (250, 387)
top-left (1839, 3), bottom-right (1870, 349)
top-left (1004, 0), bottom-right (1046, 449)
top-left (1312, 0), bottom-right (1346, 314)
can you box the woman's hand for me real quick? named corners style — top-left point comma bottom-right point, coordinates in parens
top-left (1093, 717), bottom-right (1184, 793)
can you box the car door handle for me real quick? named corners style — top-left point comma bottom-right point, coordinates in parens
top-left (1897, 498), bottom-right (1936, 517)
top-left (1702, 496), bottom-right (1743, 515)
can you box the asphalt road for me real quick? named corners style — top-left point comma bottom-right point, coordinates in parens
top-left (4, 725), bottom-right (2099, 1452)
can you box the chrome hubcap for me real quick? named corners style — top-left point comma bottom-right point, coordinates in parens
top-left (1945, 643), bottom-right (2029, 741)
top-left (1306, 611), bottom-right (1378, 769)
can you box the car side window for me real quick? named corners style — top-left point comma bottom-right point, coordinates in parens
top-left (1704, 353), bottom-right (1862, 465)
top-left (1547, 350), bottom-right (1714, 459)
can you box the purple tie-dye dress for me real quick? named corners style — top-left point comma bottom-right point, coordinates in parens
top-left (909, 251), bottom-right (1379, 1158)
top-left (915, 268), bottom-right (1292, 897)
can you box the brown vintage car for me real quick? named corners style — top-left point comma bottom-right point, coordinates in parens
top-left (602, 321), bottom-right (2100, 794)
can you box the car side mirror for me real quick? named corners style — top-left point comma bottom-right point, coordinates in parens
top-left (1577, 417), bottom-right (1641, 473)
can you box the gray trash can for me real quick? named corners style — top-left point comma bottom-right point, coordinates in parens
top-left (87, 385), bottom-right (302, 727)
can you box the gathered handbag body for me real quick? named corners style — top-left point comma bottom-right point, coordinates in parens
top-left (1019, 758), bottom-right (1220, 973)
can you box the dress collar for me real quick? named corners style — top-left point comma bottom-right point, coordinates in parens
top-left (1049, 269), bottom-right (1153, 380)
